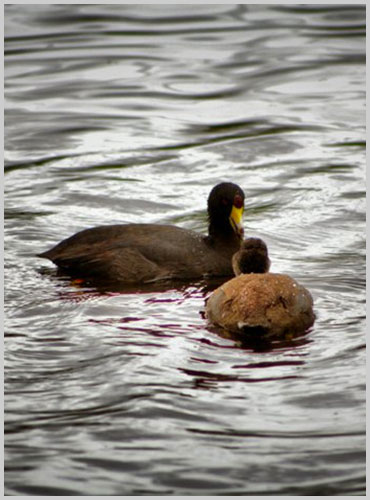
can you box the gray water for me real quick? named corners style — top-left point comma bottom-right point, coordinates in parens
top-left (4, 4), bottom-right (366, 496)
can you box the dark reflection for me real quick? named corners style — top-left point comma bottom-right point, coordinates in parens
top-left (37, 265), bottom-right (225, 297)
top-left (5, 2), bottom-right (365, 497)
top-left (205, 321), bottom-right (313, 353)
top-left (4, 153), bottom-right (79, 173)
top-left (154, 122), bottom-right (324, 152)
top-left (273, 5), bottom-right (365, 14)
top-left (184, 117), bottom-right (325, 140)
top-left (37, 266), bottom-right (314, 353)
top-left (180, 366), bottom-right (302, 390)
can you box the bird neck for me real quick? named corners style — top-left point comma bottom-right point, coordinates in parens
top-left (207, 220), bottom-right (241, 250)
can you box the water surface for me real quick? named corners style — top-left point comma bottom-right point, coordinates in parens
top-left (4, 4), bottom-right (365, 495)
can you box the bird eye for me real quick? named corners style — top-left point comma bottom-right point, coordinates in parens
top-left (221, 198), bottom-right (229, 206)
top-left (234, 194), bottom-right (243, 208)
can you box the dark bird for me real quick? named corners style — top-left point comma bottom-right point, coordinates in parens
top-left (232, 237), bottom-right (271, 275)
top-left (206, 238), bottom-right (315, 337)
top-left (38, 182), bottom-right (245, 284)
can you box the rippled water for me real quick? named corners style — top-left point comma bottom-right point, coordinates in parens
top-left (4, 4), bottom-right (366, 496)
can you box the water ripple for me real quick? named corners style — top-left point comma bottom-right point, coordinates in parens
top-left (4, 3), bottom-right (365, 496)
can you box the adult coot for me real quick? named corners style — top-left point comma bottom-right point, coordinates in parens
top-left (38, 182), bottom-right (245, 284)
top-left (206, 238), bottom-right (315, 337)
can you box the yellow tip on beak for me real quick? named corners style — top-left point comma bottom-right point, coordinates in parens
top-left (229, 205), bottom-right (244, 238)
